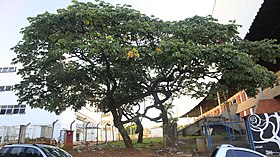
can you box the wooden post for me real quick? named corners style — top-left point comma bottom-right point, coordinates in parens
top-left (200, 106), bottom-right (203, 116)
top-left (217, 92), bottom-right (222, 114)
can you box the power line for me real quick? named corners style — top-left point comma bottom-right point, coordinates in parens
top-left (212, 0), bottom-right (217, 16)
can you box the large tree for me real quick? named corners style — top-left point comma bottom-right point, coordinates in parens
top-left (12, 1), bottom-right (160, 148)
top-left (12, 1), bottom-right (280, 149)
top-left (119, 16), bottom-right (280, 148)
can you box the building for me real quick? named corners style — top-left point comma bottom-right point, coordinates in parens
top-left (0, 60), bottom-right (116, 145)
top-left (178, 2), bottom-right (280, 153)
top-left (181, 0), bottom-right (280, 121)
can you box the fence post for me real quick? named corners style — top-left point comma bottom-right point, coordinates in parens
top-left (50, 120), bottom-right (58, 145)
top-left (105, 123), bottom-right (110, 143)
top-left (18, 123), bottom-right (30, 144)
top-left (1, 127), bottom-right (7, 146)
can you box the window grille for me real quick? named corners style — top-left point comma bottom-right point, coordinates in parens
top-left (0, 105), bottom-right (26, 115)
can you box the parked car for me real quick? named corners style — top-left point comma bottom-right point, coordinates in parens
top-left (0, 144), bottom-right (73, 157)
top-left (211, 144), bottom-right (267, 157)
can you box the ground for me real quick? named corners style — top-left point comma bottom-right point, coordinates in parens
top-left (68, 148), bottom-right (158, 157)
top-left (66, 137), bottom-right (208, 157)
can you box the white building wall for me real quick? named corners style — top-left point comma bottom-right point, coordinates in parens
top-left (72, 105), bottom-right (103, 142)
top-left (78, 105), bottom-right (102, 125)
top-left (0, 61), bottom-right (101, 143)
top-left (0, 107), bottom-right (60, 126)
top-left (150, 127), bottom-right (163, 138)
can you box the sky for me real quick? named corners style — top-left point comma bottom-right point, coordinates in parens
top-left (0, 0), bottom-right (264, 126)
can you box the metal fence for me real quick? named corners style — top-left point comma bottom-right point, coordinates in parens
top-left (205, 121), bottom-right (254, 151)
top-left (0, 125), bottom-right (53, 146)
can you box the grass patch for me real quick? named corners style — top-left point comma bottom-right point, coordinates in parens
top-left (107, 136), bottom-right (200, 151)
top-left (108, 137), bottom-right (163, 150)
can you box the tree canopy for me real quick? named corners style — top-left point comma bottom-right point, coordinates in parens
top-left (12, 1), bottom-right (280, 148)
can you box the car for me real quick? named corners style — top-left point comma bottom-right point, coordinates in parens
top-left (0, 143), bottom-right (73, 157)
top-left (211, 144), bottom-right (267, 157)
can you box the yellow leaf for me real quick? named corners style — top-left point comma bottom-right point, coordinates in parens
top-left (83, 19), bottom-right (90, 25)
top-left (107, 35), bottom-right (113, 40)
top-left (132, 48), bottom-right (138, 53)
top-left (135, 52), bottom-right (140, 58)
top-left (155, 48), bottom-right (162, 53)
top-left (127, 51), bottom-right (134, 59)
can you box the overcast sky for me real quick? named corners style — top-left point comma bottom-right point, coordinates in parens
top-left (0, 0), bottom-right (264, 126)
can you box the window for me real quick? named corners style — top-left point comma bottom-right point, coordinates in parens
top-left (2, 68), bottom-right (8, 73)
top-left (19, 108), bottom-right (25, 114)
top-left (0, 106), bottom-right (7, 114)
top-left (0, 105), bottom-right (26, 115)
top-left (5, 86), bottom-right (13, 91)
top-left (25, 148), bottom-right (43, 157)
top-left (40, 146), bottom-right (72, 157)
top-left (19, 105), bottom-right (26, 114)
top-left (226, 150), bottom-right (264, 157)
top-left (6, 105), bottom-right (13, 115)
top-left (0, 67), bottom-right (16, 73)
top-left (0, 85), bottom-right (13, 92)
top-left (9, 147), bottom-right (24, 156)
top-left (8, 67), bottom-right (16, 72)
top-left (0, 147), bottom-right (9, 157)
top-left (13, 105), bottom-right (19, 114)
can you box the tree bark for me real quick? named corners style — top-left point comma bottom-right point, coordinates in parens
top-left (111, 108), bottom-right (134, 149)
top-left (135, 119), bottom-right (143, 143)
top-left (160, 105), bottom-right (170, 150)
top-left (153, 93), bottom-right (173, 150)
top-left (171, 122), bottom-right (177, 143)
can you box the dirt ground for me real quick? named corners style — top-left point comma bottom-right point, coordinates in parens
top-left (68, 148), bottom-right (159, 157)
top-left (66, 137), bottom-right (208, 157)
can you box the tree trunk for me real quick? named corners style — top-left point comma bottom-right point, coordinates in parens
top-left (111, 108), bottom-right (134, 149)
top-left (170, 122), bottom-right (177, 143)
top-left (153, 92), bottom-right (173, 149)
top-left (116, 123), bottom-right (133, 148)
top-left (135, 119), bottom-right (143, 143)
top-left (161, 106), bottom-right (170, 150)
